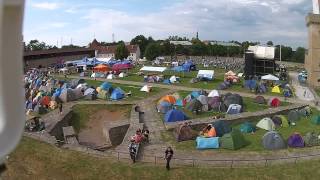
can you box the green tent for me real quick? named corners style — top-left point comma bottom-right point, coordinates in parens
top-left (304, 132), bottom-right (320, 147)
top-left (240, 122), bottom-right (256, 133)
top-left (311, 116), bottom-right (320, 125)
top-left (278, 115), bottom-right (289, 128)
top-left (220, 129), bottom-right (247, 150)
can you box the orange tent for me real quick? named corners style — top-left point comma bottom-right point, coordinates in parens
top-left (159, 95), bottom-right (176, 104)
top-left (93, 64), bottom-right (110, 72)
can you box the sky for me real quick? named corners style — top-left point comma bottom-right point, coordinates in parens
top-left (24, 0), bottom-right (313, 48)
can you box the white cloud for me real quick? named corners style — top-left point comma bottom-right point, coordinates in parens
top-left (50, 22), bottom-right (68, 28)
top-left (32, 2), bottom-right (60, 10)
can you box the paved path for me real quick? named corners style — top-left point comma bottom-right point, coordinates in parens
top-left (289, 72), bottom-right (315, 102)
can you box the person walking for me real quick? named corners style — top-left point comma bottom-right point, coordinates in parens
top-left (128, 141), bottom-right (137, 163)
top-left (164, 147), bottom-right (174, 170)
top-left (303, 89), bottom-right (307, 97)
top-left (59, 103), bottom-right (63, 114)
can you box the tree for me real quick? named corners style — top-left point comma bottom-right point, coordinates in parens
top-left (292, 47), bottom-right (306, 63)
top-left (190, 41), bottom-right (207, 56)
top-left (115, 42), bottom-right (129, 60)
top-left (130, 35), bottom-right (149, 58)
top-left (161, 40), bottom-right (175, 56)
top-left (267, 41), bottom-right (274, 46)
top-left (26, 40), bottom-right (53, 51)
top-left (144, 43), bottom-right (161, 60)
top-left (61, 44), bottom-right (80, 49)
top-left (275, 45), bottom-right (293, 61)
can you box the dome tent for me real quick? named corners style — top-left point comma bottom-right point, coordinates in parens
top-left (268, 97), bottom-right (281, 107)
top-left (196, 137), bottom-right (220, 149)
top-left (157, 101), bottom-right (173, 114)
top-left (220, 129), bottom-right (247, 150)
top-left (311, 115), bottom-right (320, 125)
top-left (288, 110), bottom-right (300, 124)
top-left (256, 117), bottom-right (275, 131)
top-left (164, 109), bottom-right (188, 122)
top-left (208, 90), bottom-right (219, 98)
top-left (240, 122), bottom-right (256, 133)
top-left (226, 104), bottom-right (242, 115)
top-left (186, 99), bottom-right (203, 113)
top-left (174, 123), bottom-right (198, 142)
top-left (304, 132), bottom-right (320, 147)
top-left (254, 96), bottom-right (266, 104)
top-left (208, 96), bottom-right (222, 112)
top-left (288, 133), bottom-right (304, 148)
top-left (262, 131), bottom-right (286, 150)
top-left (213, 120), bottom-right (232, 137)
top-left (110, 87), bottom-right (125, 100)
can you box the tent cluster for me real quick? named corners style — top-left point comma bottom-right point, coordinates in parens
top-left (224, 71), bottom-right (240, 83)
top-left (171, 60), bottom-right (197, 72)
top-left (91, 71), bottom-right (128, 79)
top-left (157, 91), bottom-right (245, 121)
top-left (96, 82), bottom-right (128, 100)
top-left (244, 78), bottom-right (293, 97)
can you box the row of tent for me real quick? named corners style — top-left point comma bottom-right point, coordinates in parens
top-left (90, 72), bottom-right (128, 79)
top-left (244, 79), bottom-right (293, 97)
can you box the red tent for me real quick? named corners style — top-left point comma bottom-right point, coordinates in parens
top-left (112, 63), bottom-right (133, 71)
top-left (93, 64), bottom-right (111, 72)
top-left (268, 97), bottom-right (281, 107)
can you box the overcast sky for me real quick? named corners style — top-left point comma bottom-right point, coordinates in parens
top-left (24, 0), bottom-right (313, 48)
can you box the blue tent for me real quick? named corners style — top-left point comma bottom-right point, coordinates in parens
top-left (244, 80), bottom-right (256, 89)
top-left (182, 61), bottom-right (196, 71)
top-left (172, 66), bottom-right (187, 72)
top-left (110, 87), bottom-right (125, 100)
top-left (107, 60), bottom-right (121, 67)
top-left (196, 137), bottom-right (220, 149)
top-left (164, 109), bottom-right (188, 122)
top-left (53, 88), bottom-right (63, 97)
top-left (100, 82), bottom-right (112, 91)
top-left (163, 79), bottom-right (171, 84)
top-left (175, 99), bottom-right (184, 107)
top-left (157, 101), bottom-right (172, 114)
top-left (284, 89), bottom-right (292, 97)
top-left (191, 91), bottom-right (201, 98)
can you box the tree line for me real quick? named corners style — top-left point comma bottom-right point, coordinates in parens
top-left (24, 36), bottom-right (306, 63)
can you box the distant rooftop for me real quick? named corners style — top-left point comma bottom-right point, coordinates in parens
top-left (207, 41), bottom-right (240, 47)
top-left (170, 41), bottom-right (192, 46)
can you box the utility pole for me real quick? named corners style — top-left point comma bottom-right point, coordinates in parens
top-left (280, 45), bottom-right (282, 62)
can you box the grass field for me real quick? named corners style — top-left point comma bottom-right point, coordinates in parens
top-left (58, 77), bottom-right (164, 101)
top-left (3, 137), bottom-right (320, 180)
top-left (70, 104), bottom-right (131, 133)
top-left (161, 108), bottom-right (320, 152)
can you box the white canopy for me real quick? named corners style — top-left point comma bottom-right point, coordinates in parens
top-left (140, 85), bottom-right (152, 92)
top-left (208, 90), bottom-right (219, 97)
top-left (197, 70), bottom-right (214, 80)
top-left (107, 74), bottom-right (115, 80)
top-left (140, 66), bottom-right (167, 73)
top-left (261, 74), bottom-right (279, 81)
top-left (96, 57), bottom-right (112, 63)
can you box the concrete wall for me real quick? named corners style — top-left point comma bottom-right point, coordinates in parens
top-left (108, 124), bottom-right (130, 146)
top-left (48, 110), bottom-right (73, 142)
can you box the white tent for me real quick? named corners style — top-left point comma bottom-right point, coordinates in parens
top-left (76, 83), bottom-right (88, 90)
top-left (119, 72), bottom-right (127, 78)
top-left (91, 73), bottom-right (105, 78)
top-left (140, 85), bottom-right (152, 92)
top-left (238, 73), bottom-right (243, 77)
top-left (197, 70), bottom-right (214, 80)
top-left (84, 88), bottom-right (95, 96)
top-left (261, 74), bottom-right (279, 81)
top-left (197, 95), bottom-right (208, 105)
top-left (107, 74), bottom-right (115, 80)
top-left (96, 57), bottom-right (112, 63)
top-left (256, 117), bottom-right (275, 131)
top-left (140, 66), bottom-right (167, 73)
top-left (226, 104), bottom-right (242, 115)
top-left (208, 90), bottom-right (219, 97)
top-left (169, 76), bottom-right (177, 83)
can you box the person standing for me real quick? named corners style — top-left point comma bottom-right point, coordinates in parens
top-left (59, 103), bottom-right (63, 114)
top-left (164, 147), bottom-right (174, 170)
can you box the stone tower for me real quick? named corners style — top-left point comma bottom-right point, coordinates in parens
top-left (305, 12), bottom-right (320, 87)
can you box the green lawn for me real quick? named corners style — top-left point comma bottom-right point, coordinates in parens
top-left (4, 137), bottom-right (320, 179)
top-left (70, 104), bottom-right (131, 133)
top-left (161, 109), bottom-right (320, 153)
top-left (58, 77), bottom-right (164, 101)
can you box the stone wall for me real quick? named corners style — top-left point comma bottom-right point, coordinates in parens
top-left (107, 123), bottom-right (130, 146)
top-left (49, 110), bottom-right (73, 142)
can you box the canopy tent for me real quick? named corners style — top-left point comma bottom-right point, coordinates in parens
top-left (164, 109), bottom-right (188, 122)
top-left (288, 133), bottom-right (304, 148)
top-left (261, 74), bottom-right (279, 81)
top-left (197, 70), bottom-right (214, 80)
top-left (256, 117), bottom-right (275, 131)
top-left (240, 122), bottom-right (256, 133)
top-left (208, 90), bottom-right (219, 98)
top-left (220, 129), bottom-right (247, 150)
top-left (140, 66), bottom-right (167, 73)
top-left (262, 131), bottom-right (286, 150)
top-left (112, 63), bottom-right (133, 71)
top-left (93, 64), bottom-right (111, 72)
top-left (196, 137), bottom-right (220, 149)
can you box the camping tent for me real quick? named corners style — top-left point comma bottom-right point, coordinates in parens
top-left (244, 80), bottom-right (257, 90)
top-left (271, 86), bottom-right (281, 94)
top-left (59, 89), bottom-right (77, 103)
top-left (164, 109), bottom-right (188, 122)
top-left (174, 123), bottom-right (198, 142)
top-left (261, 74), bottom-right (279, 81)
top-left (304, 132), bottom-right (320, 147)
top-left (213, 120), bottom-right (232, 137)
top-left (186, 99), bottom-right (203, 113)
top-left (118, 72), bottom-right (127, 78)
top-left (189, 78), bottom-right (199, 84)
top-left (272, 115), bottom-right (289, 128)
top-left (84, 88), bottom-right (96, 96)
top-left (110, 88), bottom-right (125, 100)
top-left (93, 64), bottom-right (110, 72)
top-left (208, 96), bottom-right (222, 112)
top-left (240, 122), bottom-right (256, 133)
top-left (107, 74), bottom-right (116, 80)
top-left (140, 85), bottom-right (152, 93)
top-left (288, 133), bottom-right (304, 148)
top-left (220, 129), bottom-right (247, 150)
top-left (208, 90), bottom-right (219, 98)
top-left (223, 93), bottom-right (243, 108)
top-left (256, 117), bottom-right (275, 131)
top-left (182, 61), bottom-right (196, 71)
top-left (112, 63), bottom-right (133, 71)
top-left (157, 101), bottom-right (173, 114)
top-left (288, 110), bottom-right (300, 124)
top-left (311, 115), bottom-right (320, 125)
top-left (197, 95), bottom-right (208, 105)
top-left (160, 95), bottom-right (176, 104)
top-left (91, 72), bottom-right (105, 78)
top-left (262, 131), bottom-right (286, 150)
top-left (197, 70), bottom-right (214, 80)
top-left (298, 108), bottom-right (309, 117)
top-left (140, 66), bottom-right (167, 73)
top-left (226, 104), bottom-right (242, 115)
top-left (196, 137), bottom-right (220, 149)
top-left (268, 97), bottom-right (281, 107)
top-left (191, 91), bottom-right (201, 98)
top-left (169, 76), bottom-right (178, 83)
top-left (254, 96), bottom-right (266, 104)
top-left (70, 79), bottom-right (86, 89)
top-left (100, 82), bottom-right (112, 91)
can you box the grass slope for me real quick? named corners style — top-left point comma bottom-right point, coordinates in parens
top-left (3, 137), bottom-right (320, 180)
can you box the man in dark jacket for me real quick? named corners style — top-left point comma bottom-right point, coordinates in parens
top-left (165, 147), bottom-right (174, 170)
